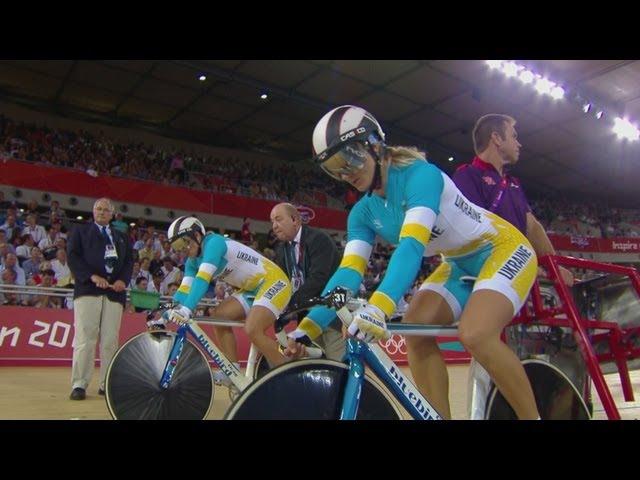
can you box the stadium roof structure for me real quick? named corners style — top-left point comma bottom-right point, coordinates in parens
top-left (1, 60), bottom-right (639, 203)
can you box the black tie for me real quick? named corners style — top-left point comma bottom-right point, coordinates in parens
top-left (288, 241), bottom-right (298, 269)
top-left (101, 226), bottom-right (112, 245)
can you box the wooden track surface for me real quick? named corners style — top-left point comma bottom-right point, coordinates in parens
top-left (1, 365), bottom-right (638, 420)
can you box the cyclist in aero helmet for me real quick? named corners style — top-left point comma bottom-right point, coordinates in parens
top-left (164, 216), bottom-right (293, 382)
top-left (286, 105), bottom-right (541, 419)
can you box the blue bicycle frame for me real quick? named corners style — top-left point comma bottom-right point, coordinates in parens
top-left (335, 317), bottom-right (461, 420)
top-left (340, 337), bottom-right (444, 420)
top-left (156, 313), bottom-right (322, 391)
top-left (158, 321), bottom-right (251, 391)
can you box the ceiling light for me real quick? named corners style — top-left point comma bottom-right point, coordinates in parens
top-left (534, 77), bottom-right (554, 95)
top-left (502, 62), bottom-right (521, 78)
top-left (76, 216), bottom-right (83, 220)
top-left (260, 93), bottom-right (268, 100)
top-left (199, 75), bottom-right (206, 81)
top-left (486, 60), bottom-right (638, 131)
top-left (518, 70), bottom-right (534, 84)
top-left (448, 157), bottom-right (454, 162)
top-left (550, 85), bottom-right (565, 100)
top-left (613, 117), bottom-right (640, 141)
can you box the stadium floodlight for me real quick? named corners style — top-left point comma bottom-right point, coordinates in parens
top-left (550, 85), bottom-right (565, 100)
top-left (535, 77), bottom-right (554, 95)
top-left (502, 61), bottom-right (521, 78)
top-left (519, 70), bottom-right (534, 84)
top-left (613, 117), bottom-right (640, 141)
top-left (484, 60), bottom-right (638, 137)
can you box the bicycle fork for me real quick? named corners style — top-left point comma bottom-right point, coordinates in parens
top-left (159, 325), bottom-right (189, 389)
top-left (340, 339), bottom-right (367, 420)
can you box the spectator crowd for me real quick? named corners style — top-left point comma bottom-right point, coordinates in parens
top-left (0, 114), bottom-right (347, 209)
top-left (2, 113), bottom-right (640, 312)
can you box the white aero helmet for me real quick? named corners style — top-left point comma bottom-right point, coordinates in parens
top-left (167, 216), bottom-right (206, 250)
top-left (311, 105), bottom-right (385, 180)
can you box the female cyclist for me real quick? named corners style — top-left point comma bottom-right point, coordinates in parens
top-left (286, 105), bottom-right (540, 420)
top-left (163, 216), bottom-right (292, 374)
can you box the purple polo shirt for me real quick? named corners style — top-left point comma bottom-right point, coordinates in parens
top-left (452, 156), bottom-right (531, 235)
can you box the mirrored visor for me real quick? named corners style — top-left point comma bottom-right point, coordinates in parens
top-left (170, 236), bottom-right (191, 251)
top-left (319, 142), bottom-right (369, 181)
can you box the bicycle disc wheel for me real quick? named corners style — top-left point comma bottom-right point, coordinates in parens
top-left (105, 331), bottom-right (214, 420)
top-left (225, 359), bottom-right (402, 420)
top-left (485, 359), bottom-right (590, 420)
top-left (253, 353), bottom-right (271, 380)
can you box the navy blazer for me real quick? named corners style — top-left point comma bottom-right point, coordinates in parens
top-left (67, 222), bottom-right (134, 306)
top-left (274, 225), bottom-right (341, 328)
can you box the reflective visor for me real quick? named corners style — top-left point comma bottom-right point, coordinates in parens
top-left (170, 236), bottom-right (191, 251)
top-left (319, 142), bottom-right (369, 181)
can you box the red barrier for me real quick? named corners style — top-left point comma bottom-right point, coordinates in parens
top-left (0, 159), bottom-right (349, 230)
top-left (0, 306), bottom-right (255, 367)
top-left (4, 158), bottom-right (640, 250)
top-left (0, 306), bottom-right (469, 366)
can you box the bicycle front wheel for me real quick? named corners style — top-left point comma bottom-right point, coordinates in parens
top-left (225, 359), bottom-right (401, 420)
top-left (105, 331), bottom-right (214, 420)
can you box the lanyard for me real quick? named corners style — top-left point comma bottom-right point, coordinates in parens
top-left (489, 176), bottom-right (510, 212)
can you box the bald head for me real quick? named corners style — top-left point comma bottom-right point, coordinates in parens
top-left (93, 198), bottom-right (114, 226)
top-left (270, 203), bottom-right (301, 242)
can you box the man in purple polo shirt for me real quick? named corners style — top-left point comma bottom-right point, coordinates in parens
top-left (453, 113), bottom-right (573, 286)
top-left (454, 113), bottom-right (574, 420)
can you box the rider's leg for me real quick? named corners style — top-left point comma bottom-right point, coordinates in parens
top-left (246, 269), bottom-right (292, 368)
top-left (244, 305), bottom-right (286, 367)
top-left (315, 324), bottom-right (346, 361)
top-left (458, 289), bottom-right (539, 420)
top-left (403, 289), bottom-right (455, 420)
top-left (210, 297), bottom-right (246, 363)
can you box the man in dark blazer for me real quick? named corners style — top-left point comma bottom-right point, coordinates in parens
top-left (67, 198), bottom-right (134, 400)
top-left (270, 203), bottom-right (345, 360)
